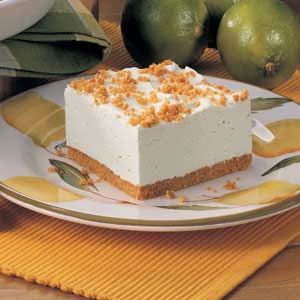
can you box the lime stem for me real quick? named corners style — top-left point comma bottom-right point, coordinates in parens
top-left (265, 62), bottom-right (277, 76)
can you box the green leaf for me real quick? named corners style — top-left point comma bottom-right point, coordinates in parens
top-left (157, 204), bottom-right (229, 211)
top-left (262, 155), bottom-right (300, 176)
top-left (49, 159), bottom-right (97, 192)
top-left (251, 97), bottom-right (295, 112)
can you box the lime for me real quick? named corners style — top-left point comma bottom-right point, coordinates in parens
top-left (121, 0), bottom-right (209, 67)
top-left (217, 0), bottom-right (300, 88)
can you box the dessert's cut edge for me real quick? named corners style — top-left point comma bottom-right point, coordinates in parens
top-left (68, 147), bottom-right (252, 200)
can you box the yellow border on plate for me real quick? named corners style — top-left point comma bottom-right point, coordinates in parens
top-left (1, 181), bottom-right (300, 228)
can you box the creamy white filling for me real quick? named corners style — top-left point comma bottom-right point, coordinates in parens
top-left (65, 85), bottom-right (251, 186)
top-left (65, 87), bottom-right (140, 185)
top-left (138, 101), bottom-right (251, 185)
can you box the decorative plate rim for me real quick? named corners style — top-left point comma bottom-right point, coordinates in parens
top-left (1, 75), bottom-right (300, 231)
top-left (1, 181), bottom-right (300, 230)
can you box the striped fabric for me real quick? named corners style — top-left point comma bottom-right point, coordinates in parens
top-left (1, 20), bottom-right (300, 300)
top-left (0, 0), bottom-right (111, 78)
top-left (0, 198), bottom-right (300, 300)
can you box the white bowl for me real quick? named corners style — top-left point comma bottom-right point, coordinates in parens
top-left (0, 0), bottom-right (55, 41)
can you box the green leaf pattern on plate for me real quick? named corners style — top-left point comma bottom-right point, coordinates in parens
top-left (158, 205), bottom-right (228, 211)
top-left (262, 155), bottom-right (300, 176)
top-left (49, 159), bottom-right (97, 192)
top-left (251, 97), bottom-right (296, 112)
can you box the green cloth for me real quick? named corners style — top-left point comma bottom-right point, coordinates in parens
top-left (0, 0), bottom-right (111, 78)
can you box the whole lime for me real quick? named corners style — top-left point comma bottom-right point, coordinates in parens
top-left (205, 0), bottom-right (240, 48)
top-left (217, 0), bottom-right (300, 89)
top-left (121, 0), bottom-right (209, 67)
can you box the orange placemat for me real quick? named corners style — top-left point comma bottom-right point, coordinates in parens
top-left (1, 198), bottom-right (300, 300)
top-left (1, 21), bottom-right (300, 300)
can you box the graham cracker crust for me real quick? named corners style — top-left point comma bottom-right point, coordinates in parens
top-left (68, 147), bottom-right (252, 200)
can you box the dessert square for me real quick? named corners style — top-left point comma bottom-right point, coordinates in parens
top-left (65, 60), bottom-right (252, 199)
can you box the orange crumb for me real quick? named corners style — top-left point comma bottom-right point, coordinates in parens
top-left (81, 168), bottom-right (89, 175)
top-left (219, 94), bottom-right (226, 106)
top-left (223, 180), bottom-right (237, 190)
top-left (233, 94), bottom-right (240, 102)
top-left (178, 195), bottom-right (187, 203)
top-left (56, 149), bottom-right (64, 157)
top-left (240, 90), bottom-right (249, 101)
top-left (48, 166), bottom-right (58, 173)
top-left (210, 97), bottom-right (217, 104)
top-left (135, 95), bottom-right (148, 106)
top-left (129, 115), bottom-right (141, 126)
top-left (206, 186), bottom-right (217, 193)
top-left (139, 108), bottom-right (159, 128)
top-left (212, 84), bottom-right (232, 93)
top-left (138, 76), bottom-right (151, 82)
top-left (183, 107), bottom-right (192, 115)
top-left (166, 190), bottom-right (176, 199)
top-left (87, 178), bottom-right (94, 185)
top-left (79, 178), bottom-right (89, 186)
top-left (157, 102), bottom-right (185, 123)
top-left (149, 91), bottom-right (159, 103)
top-left (69, 60), bottom-right (243, 128)
top-left (185, 71), bottom-right (196, 78)
top-left (140, 60), bottom-right (171, 77)
top-left (112, 95), bottom-right (128, 110)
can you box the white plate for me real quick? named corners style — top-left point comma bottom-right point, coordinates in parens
top-left (1, 76), bottom-right (300, 231)
top-left (0, 0), bottom-right (55, 41)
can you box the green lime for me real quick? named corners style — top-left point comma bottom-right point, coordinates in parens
top-left (121, 0), bottom-right (209, 67)
top-left (217, 0), bottom-right (300, 88)
top-left (204, 0), bottom-right (239, 48)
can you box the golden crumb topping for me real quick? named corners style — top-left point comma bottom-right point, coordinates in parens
top-left (69, 60), bottom-right (248, 128)
top-left (81, 168), bottom-right (89, 175)
top-left (166, 190), bottom-right (176, 199)
top-left (206, 186), bottom-right (217, 193)
top-left (223, 180), bottom-right (238, 190)
top-left (178, 195), bottom-right (187, 203)
top-left (55, 148), bottom-right (64, 157)
top-left (48, 166), bottom-right (58, 173)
